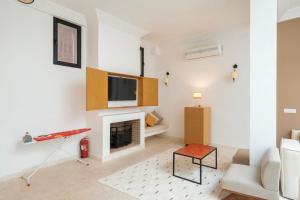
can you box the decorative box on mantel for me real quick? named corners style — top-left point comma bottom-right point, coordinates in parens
top-left (87, 108), bottom-right (145, 161)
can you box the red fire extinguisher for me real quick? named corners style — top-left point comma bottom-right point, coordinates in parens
top-left (80, 137), bottom-right (89, 158)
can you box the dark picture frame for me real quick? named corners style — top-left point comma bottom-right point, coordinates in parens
top-left (53, 17), bottom-right (81, 68)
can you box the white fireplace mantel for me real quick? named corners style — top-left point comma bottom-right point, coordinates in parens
top-left (87, 109), bottom-right (145, 161)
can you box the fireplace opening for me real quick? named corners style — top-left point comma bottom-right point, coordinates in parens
top-left (110, 119), bottom-right (140, 151)
top-left (110, 125), bottom-right (132, 148)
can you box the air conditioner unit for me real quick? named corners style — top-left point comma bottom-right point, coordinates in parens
top-left (184, 44), bottom-right (222, 60)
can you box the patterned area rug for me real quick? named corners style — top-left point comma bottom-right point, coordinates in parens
top-left (99, 146), bottom-right (235, 200)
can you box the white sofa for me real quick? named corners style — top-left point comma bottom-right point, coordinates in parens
top-left (281, 138), bottom-right (300, 200)
top-left (222, 147), bottom-right (281, 200)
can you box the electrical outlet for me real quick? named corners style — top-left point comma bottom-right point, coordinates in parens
top-left (284, 108), bottom-right (297, 114)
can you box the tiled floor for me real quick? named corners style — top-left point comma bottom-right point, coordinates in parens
top-left (0, 136), bottom-right (290, 200)
top-left (0, 136), bottom-right (183, 200)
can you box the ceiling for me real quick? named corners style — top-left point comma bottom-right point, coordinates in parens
top-left (50, 0), bottom-right (250, 41)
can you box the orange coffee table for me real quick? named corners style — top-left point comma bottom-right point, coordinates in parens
top-left (173, 144), bottom-right (217, 184)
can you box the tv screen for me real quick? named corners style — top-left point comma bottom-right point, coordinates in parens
top-left (108, 76), bottom-right (137, 101)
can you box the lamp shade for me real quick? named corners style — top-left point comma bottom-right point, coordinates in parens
top-left (231, 70), bottom-right (238, 80)
top-left (192, 92), bottom-right (202, 99)
top-left (18, 0), bottom-right (34, 4)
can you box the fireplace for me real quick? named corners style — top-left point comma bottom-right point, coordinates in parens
top-left (87, 109), bottom-right (145, 161)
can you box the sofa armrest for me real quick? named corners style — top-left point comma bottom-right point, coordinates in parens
top-left (260, 147), bottom-right (281, 192)
top-left (281, 139), bottom-right (300, 199)
top-left (281, 138), bottom-right (300, 152)
top-left (299, 178), bottom-right (300, 200)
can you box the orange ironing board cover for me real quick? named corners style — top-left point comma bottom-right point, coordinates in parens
top-left (33, 128), bottom-right (91, 142)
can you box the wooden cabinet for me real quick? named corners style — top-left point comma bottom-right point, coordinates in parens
top-left (138, 77), bottom-right (158, 106)
top-left (86, 67), bottom-right (159, 110)
top-left (184, 107), bottom-right (211, 145)
top-left (86, 67), bottom-right (108, 111)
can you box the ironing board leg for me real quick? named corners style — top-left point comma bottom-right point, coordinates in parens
top-left (21, 137), bottom-right (88, 186)
top-left (59, 148), bottom-right (89, 166)
top-left (75, 157), bottom-right (89, 166)
top-left (21, 141), bottom-right (64, 186)
top-left (58, 137), bottom-right (89, 166)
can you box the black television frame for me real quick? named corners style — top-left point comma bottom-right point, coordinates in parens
top-left (108, 76), bottom-right (137, 101)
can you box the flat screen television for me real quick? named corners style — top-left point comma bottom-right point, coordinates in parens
top-left (108, 76), bottom-right (137, 101)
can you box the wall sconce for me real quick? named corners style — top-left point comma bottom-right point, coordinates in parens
top-left (192, 92), bottom-right (202, 107)
top-left (18, 0), bottom-right (34, 4)
top-left (164, 72), bottom-right (170, 86)
top-left (231, 64), bottom-right (238, 82)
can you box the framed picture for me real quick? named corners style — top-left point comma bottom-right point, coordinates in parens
top-left (53, 17), bottom-right (81, 68)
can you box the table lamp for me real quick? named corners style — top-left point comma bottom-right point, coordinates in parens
top-left (18, 0), bottom-right (34, 4)
top-left (192, 92), bottom-right (202, 107)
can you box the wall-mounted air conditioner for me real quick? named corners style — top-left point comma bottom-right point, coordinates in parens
top-left (184, 44), bottom-right (222, 60)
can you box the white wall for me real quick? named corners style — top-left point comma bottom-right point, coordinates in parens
top-left (250, 0), bottom-right (277, 165)
top-left (86, 9), bottom-right (99, 67)
top-left (156, 26), bottom-right (250, 148)
top-left (97, 10), bottom-right (147, 76)
top-left (141, 40), bottom-right (160, 78)
top-left (93, 10), bottom-right (158, 109)
top-left (0, 0), bottom-right (87, 179)
top-left (140, 40), bottom-right (161, 114)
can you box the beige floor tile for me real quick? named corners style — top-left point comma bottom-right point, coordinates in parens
top-left (0, 136), bottom-right (182, 200)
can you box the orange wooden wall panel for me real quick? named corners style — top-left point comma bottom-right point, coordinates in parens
top-left (140, 77), bottom-right (158, 106)
top-left (86, 67), bottom-right (108, 111)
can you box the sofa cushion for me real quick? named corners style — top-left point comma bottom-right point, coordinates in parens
top-left (260, 147), bottom-right (281, 192)
top-left (232, 148), bottom-right (249, 165)
top-left (298, 178), bottom-right (300, 200)
top-left (145, 113), bottom-right (159, 127)
top-left (291, 129), bottom-right (300, 141)
top-left (222, 164), bottom-right (279, 200)
top-left (151, 110), bottom-right (163, 125)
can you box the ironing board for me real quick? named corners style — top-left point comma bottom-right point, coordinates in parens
top-left (21, 128), bottom-right (91, 186)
